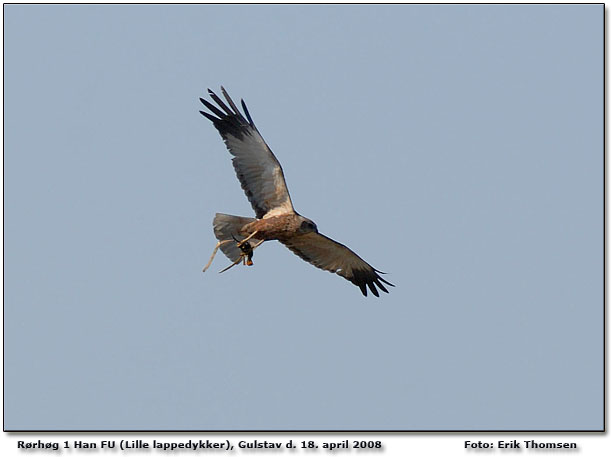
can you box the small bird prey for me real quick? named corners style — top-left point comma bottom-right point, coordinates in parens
top-left (200, 87), bottom-right (394, 297)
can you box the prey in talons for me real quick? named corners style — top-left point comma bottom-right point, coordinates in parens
top-left (202, 232), bottom-right (264, 274)
top-left (233, 235), bottom-right (255, 266)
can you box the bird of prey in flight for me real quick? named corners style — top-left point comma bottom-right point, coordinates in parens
top-left (200, 87), bottom-right (394, 297)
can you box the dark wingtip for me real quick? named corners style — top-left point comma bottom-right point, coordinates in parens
top-left (374, 269), bottom-right (395, 287)
top-left (241, 99), bottom-right (254, 125)
top-left (358, 283), bottom-right (368, 296)
top-left (200, 111), bottom-right (218, 123)
top-left (375, 279), bottom-right (389, 294)
top-left (199, 86), bottom-right (252, 138)
top-left (382, 278), bottom-right (395, 287)
top-left (368, 282), bottom-right (380, 297)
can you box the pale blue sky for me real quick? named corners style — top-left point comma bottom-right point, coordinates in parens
top-left (4, 4), bottom-right (603, 430)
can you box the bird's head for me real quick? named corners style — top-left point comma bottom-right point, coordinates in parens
top-left (298, 217), bottom-right (318, 234)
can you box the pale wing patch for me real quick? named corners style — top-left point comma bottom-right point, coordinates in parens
top-left (200, 89), bottom-right (295, 219)
top-left (223, 133), bottom-right (294, 218)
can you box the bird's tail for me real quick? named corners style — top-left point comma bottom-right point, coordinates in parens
top-left (212, 213), bottom-right (260, 262)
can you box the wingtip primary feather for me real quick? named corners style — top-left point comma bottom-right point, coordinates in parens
top-left (241, 99), bottom-right (254, 125)
top-left (374, 269), bottom-right (395, 287)
top-left (201, 98), bottom-right (227, 118)
top-left (221, 87), bottom-right (241, 115)
top-left (369, 284), bottom-right (380, 297)
top-left (380, 277), bottom-right (395, 287)
top-left (200, 111), bottom-right (219, 123)
top-left (357, 280), bottom-right (368, 296)
top-left (374, 278), bottom-right (389, 294)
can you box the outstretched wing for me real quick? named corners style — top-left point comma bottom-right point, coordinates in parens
top-left (280, 232), bottom-right (394, 297)
top-left (200, 87), bottom-right (294, 219)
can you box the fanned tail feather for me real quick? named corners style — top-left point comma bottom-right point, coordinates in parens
top-left (212, 213), bottom-right (260, 262)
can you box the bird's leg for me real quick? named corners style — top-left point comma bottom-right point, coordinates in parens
top-left (241, 238), bottom-right (265, 266)
top-left (245, 239), bottom-right (264, 266)
top-left (218, 238), bottom-right (266, 272)
top-left (202, 239), bottom-right (233, 272)
top-left (236, 230), bottom-right (259, 247)
top-left (208, 230), bottom-right (267, 274)
top-left (217, 237), bottom-right (254, 273)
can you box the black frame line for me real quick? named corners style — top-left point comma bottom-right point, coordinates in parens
top-left (2, 1), bottom-right (606, 434)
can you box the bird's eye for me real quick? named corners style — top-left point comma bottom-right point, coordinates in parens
top-left (301, 221), bottom-right (315, 230)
